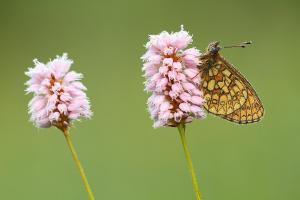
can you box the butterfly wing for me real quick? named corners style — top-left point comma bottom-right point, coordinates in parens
top-left (223, 89), bottom-right (264, 123)
top-left (200, 54), bottom-right (264, 123)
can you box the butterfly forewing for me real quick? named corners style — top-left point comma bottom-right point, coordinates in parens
top-left (200, 53), bottom-right (264, 123)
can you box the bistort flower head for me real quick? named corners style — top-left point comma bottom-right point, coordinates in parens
top-left (142, 26), bottom-right (206, 128)
top-left (25, 53), bottom-right (92, 131)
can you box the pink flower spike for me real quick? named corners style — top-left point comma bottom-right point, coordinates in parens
top-left (25, 53), bottom-right (92, 131)
top-left (142, 26), bottom-right (206, 128)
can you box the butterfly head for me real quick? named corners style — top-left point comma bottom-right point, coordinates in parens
top-left (206, 41), bottom-right (221, 55)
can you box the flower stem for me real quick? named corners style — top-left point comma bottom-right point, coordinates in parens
top-left (177, 123), bottom-right (201, 200)
top-left (63, 129), bottom-right (95, 200)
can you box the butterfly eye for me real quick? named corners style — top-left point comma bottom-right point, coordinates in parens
top-left (210, 46), bottom-right (220, 54)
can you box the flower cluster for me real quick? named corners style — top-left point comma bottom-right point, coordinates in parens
top-left (142, 27), bottom-right (206, 128)
top-left (25, 53), bottom-right (92, 131)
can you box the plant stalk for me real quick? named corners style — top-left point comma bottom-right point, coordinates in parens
top-left (63, 129), bottom-right (95, 200)
top-left (178, 123), bottom-right (201, 200)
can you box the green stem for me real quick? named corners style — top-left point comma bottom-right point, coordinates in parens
top-left (63, 129), bottom-right (95, 200)
top-left (178, 123), bottom-right (201, 200)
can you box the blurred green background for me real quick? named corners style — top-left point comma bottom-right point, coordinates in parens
top-left (0, 0), bottom-right (299, 199)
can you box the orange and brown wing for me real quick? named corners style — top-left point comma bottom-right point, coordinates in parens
top-left (200, 54), bottom-right (264, 123)
top-left (223, 89), bottom-right (264, 123)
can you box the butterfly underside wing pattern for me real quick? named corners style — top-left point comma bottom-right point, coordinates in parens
top-left (199, 41), bottom-right (264, 124)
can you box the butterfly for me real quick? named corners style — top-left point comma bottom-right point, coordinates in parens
top-left (198, 41), bottom-right (264, 124)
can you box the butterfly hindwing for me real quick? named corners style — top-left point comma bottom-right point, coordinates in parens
top-left (200, 54), bottom-right (264, 123)
top-left (221, 89), bottom-right (264, 123)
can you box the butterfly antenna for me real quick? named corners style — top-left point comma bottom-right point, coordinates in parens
top-left (223, 41), bottom-right (252, 48)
